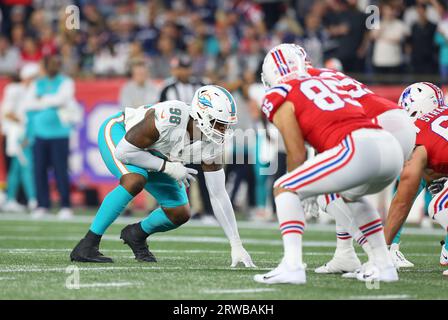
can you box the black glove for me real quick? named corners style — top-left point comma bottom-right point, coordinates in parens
top-left (428, 177), bottom-right (448, 196)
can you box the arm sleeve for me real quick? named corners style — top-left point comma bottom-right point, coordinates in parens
top-left (114, 138), bottom-right (164, 172)
top-left (204, 169), bottom-right (242, 245)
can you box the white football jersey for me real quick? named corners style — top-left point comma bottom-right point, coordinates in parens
top-left (124, 101), bottom-right (223, 164)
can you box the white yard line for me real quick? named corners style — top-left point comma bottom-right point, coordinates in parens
top-left (0, 265), bottom-right (273, 273)
top-left (0, 213), bottom-right (444, 236)
top-left (0, 248), bottom-right (341, 258)
top-left (202, 288), bottom-right (276, 294)
top-left (0, 234), bottom-right (439, 248)
top-left (349, 294), bottom-right (412, 300)
top-left (77, 282), bottom-right (140, 288)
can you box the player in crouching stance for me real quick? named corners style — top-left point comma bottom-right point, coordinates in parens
top-left (383, 82), bottom-right (448, 274)
top-left (253, 44), bottom-right (403, 284)
top-left (306, 65), bottom-right (417, 273)
top-left (70, 85), bottom-right (255, 267)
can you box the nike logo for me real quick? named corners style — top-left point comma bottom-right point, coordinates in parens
top-left (263, 273), bottom-right (280, 280)
top-left (442, 253), bottom-right (448, 260)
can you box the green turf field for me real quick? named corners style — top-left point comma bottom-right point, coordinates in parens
top-left (0, 213), bottom-right (447, 300)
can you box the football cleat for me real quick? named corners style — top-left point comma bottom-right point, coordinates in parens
top-left (70, 238), bottom-right (113, 263)
top-left (30, 207), bottom-right (49, 219)
top-left (254, 260), bottom-right (306, 285)
top-left (2, 200), bottom-right (26, 213)
top-left (390, 243), bottom-right (414, 268)
top-left (315, 247), bottom-right (361, 274)
top-left (342, 261), bottom-right (373, 279)
top-left (58, 208), bottom-right (74, 220)
top-left (440, 241), bottom-right (448, 266)
top-left (120, 223), bottom-right (157, 262)
top-left (356, 263), bottom-right (399, 283)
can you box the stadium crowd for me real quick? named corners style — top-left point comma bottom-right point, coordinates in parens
top-left (0, 0), bottom-right (445, 221)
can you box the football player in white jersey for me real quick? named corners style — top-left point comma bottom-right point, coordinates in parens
top-left (70, 85), bottom-right (255, 268)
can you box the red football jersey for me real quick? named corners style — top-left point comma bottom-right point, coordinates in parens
top-left (415, 107), bottom-right (448, 173)
top-left (308, 68), bottom-right (400, 119)
top-left (261, 77), bottom-right (381, 153)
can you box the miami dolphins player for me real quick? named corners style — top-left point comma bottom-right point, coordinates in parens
top-left (70, 85), bottom-right (255, 267)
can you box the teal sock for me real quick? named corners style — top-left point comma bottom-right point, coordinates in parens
top-left (90, 185), bottom-right (133, 235)
top-left (392, 226), bottom-right (403, 244)
top-left (445, 234), bottom-right (448, 250)
top-left (140, 207), bottom-right (178, 235)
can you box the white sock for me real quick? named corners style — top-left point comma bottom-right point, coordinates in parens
top-left (325, 197), bottom-right (356, 251)
top-left (335, 223), bottom-right (353, 250)
top-left (275, 192), bottom-right (305, 269)
top-left (346, 198), bottom-right (393, 268)
top-left (433, 209), bottom-right (448, 231)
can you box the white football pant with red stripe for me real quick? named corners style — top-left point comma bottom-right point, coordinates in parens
top-left (274, 128), bottom-right (403, 200)
top-left (428, 183), bottom-right (448, 231)
top-left (261, 128), bottom-right (403, 283)
top-left (316, 109), bottom-right (416, 272)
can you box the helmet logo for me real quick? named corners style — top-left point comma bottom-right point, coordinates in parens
top-left (198, 93), bottom-right (212, 110)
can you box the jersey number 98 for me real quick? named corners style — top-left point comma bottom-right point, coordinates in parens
top-left (169, 108), bottom-right (182, 125)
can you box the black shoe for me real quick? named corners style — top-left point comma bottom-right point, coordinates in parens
top-left (120, 223), bottom-right (157, 262)
top-left (70, 237), bottom-right (113, 263)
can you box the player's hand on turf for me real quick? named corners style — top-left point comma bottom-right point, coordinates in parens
top-left (428, 177), bottom-right (448, 196)
top-left (230, 241), bottom-right (256, 268)
top-left (163, 161), bottom-right (198, 187)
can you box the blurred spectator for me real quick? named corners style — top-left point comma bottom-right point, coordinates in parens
top-left (21, 36), bottom-right (43, 64)
top-left (435, 5), bottom-right (448, 84)
top-left (160, 55), bottom-right (203, 104)
top-left (150, 35), bottom-right (178, 79)
top-left (1, 64), bottom-right (40, 213)
top-left (186, 39), bottom-right (207, 78)
top-left (371, 3), bottom-right (408, 74)
top-left (403, 0), bottom-right (441, 29)
top-left (301, 11), bottom-right (326, 68)
top-left (127, 41), bottom-right (147, 69)
top-left (93, 42), bottom-right (128, 76)
top-left (323, 0), bottom-right (368, 72)
top-left (79, 35), bottom-right (97, 76)
top-left (0, 36), bottom-right (21, 76)
top-left (39, 25), bottom-right (58, 57)
top-left (134, 7), bottom-right (160, 56)
top-left (409, 3), bottom-right (438, 74)
top-left (27, 55), bottom-right (76, 219)
top-left (206, 37), bottom-right (242, 91)
top-left (82, 3), bottom-right (107, 32)
top-left (11, 23), bottom-right (26, 48)
top-left (119, 60), bottom-right (159, 108)
top-left (60, 43), bottom-right (80, 77)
